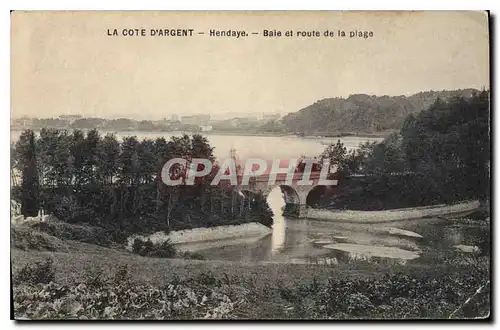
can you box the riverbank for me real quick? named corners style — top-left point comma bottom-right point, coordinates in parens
top-left (307, 200), bottom-right (480, 223)
top-left (126, 222), bottom-right (272, 250)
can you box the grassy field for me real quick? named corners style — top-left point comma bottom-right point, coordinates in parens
top-left (11, 224), bottom-right (491, 320)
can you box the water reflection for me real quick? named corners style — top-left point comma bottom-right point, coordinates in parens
top-left (267, 187), bottom-right (286, 254)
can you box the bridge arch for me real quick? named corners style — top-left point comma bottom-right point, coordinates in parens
top-left (306, 185), bottom-right (330, 208)
top-left (280, 185), bottom-right (301, 205)
top-left (263, 185), bottom-right (305, 217)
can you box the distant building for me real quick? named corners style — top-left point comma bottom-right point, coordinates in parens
top-left (59, 114), bottom-right (82, 125)
top-left (181, 114), bottom-right (211, 125)
top-left (12, 116), bottom-right (33, 128)
top-left (228, 118), bottom-right (239, 128)
top-left (224, 117), bottom-right (260, 128)
top-left (200, 125), bottom-right (213, 132)
top-left (262, 113), bottom-right (281, 121)
top-left (170, 114), bottom-right (179, 122)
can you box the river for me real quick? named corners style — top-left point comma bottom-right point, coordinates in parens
top-left (178, 190), bottom-right (488, 266)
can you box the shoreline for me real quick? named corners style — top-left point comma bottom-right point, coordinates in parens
top-left (126, 222), bottom-right (272, 250)
top-left (306, 200), bottom-right (481, 223)
top-left (123, 200), bottom-right (481, 247)
top-left (10, 128), bottom-right (392, 140)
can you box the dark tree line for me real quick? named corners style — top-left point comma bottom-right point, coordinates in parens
top-left (316, 91), bottom-right (490, 210)
top-left (12, 130), bottom-right (273, 236)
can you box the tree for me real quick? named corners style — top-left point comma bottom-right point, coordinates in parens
top-left (69, 130), bottom-right (86, 189)
top-left (363, 133), bottom-right (407, 176)
top-left (19, 130), bottom-right (40, 217)
top-left (190, 134), bottom-right (215, 210)
top-left (97, 133), bottom-right (120, 185)
top-left (118, 136), bottom-right (140, 185)
top-left (10, 143), bottom-right (19, 186)
top-left (190, 134), bottom-right (214, 161)
top-left (153, 137), bottom-right (173, 214)
top-left (137, 139), bottom-right (156, 184)
top-left (82, 129), bottom-right (101, 185)
top-left (400, 92), bottom-right (490, 200)
top-left (320, 139), bottom-right (348, 176)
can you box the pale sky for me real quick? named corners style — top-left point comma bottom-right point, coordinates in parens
top-left (11, 11), bottom-right (490, 119)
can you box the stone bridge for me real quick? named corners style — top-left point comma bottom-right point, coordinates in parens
top-left (236, 171), bottom-right (337, 218)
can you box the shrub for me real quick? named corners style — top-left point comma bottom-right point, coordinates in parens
top-left (154, 241), bottom-right (177, 258)
top-left (82, 264), bottom-right (131, 289)
top-left (14, 257), bottom-right (55, 285)
top-left (32, 222), bottom-right (117, 247)
top-left (84, 266), bottom-right (106, 288)
top-left (132, 238), bottom-right (176, 258)
top-left (53, 196), bottom-right (95, 223)
top-left (345, 293), bottom-right (374, 317)
top-left (132, 238), bottom-right (144, 255)
top-left (196, 272), bottom-right (220, 286)
top-left (113, 265), bottom-right (132, 285)
top-left (11, 227), bottom-right (69, 252)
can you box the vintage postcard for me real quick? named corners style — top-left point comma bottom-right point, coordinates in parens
top-left (10, 11), bottom-right (490, 320)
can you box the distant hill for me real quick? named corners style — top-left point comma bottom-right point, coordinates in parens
top-left (281, 89), bottom-right (480, 135)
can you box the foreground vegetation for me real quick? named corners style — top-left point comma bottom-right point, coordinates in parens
top-left (12, 246), bottom-right (490, 320)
